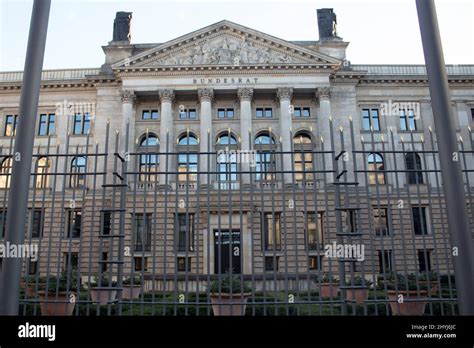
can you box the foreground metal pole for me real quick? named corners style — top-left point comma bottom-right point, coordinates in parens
top-left (0, 0), bottom-right (51, 315)
top-left (416, 0), bottom-right (474, 315)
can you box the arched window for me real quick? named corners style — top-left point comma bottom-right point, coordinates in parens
top-left (36, 157), bottom-right (51, 188)
top-left (368, 153), bottom-right (385, 185)
top-left (254, 132), bottom-right (276, 182)
top-left (70, 156), bottom-right (86, 188)
top-left (178, 133), bottom-right (198, 146)
top-left (217, 134), bottom-right (237, 146)
top-left (216, 132), bottom-right (238, 189)
top-left (177, 133), bottom-right (198, 182)
top-left (0, 157), bottom-right (12, 189)
top-left (138, 133), bottom-right (159, 183)
top-left (254, 133), bottom-right (275, 145)
top-left (405, 152), bottom-right (423, 184)
top-left (293, 132), bottom-right (314, 182)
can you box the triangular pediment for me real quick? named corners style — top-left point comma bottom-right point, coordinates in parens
top-left (113, 20), bottom-right (341, 69)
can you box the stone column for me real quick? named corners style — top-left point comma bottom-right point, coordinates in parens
top-left (238, 88), bottom-right (253, 187)
top-left (158, 89), bottom-right (174, 186)
top-left (277, 88), bottom-right (294, 185)
top-left (198, 88), bottom-right (214, 188)
top-left (316, 87), bottom-right (333, 183)
top-left (121, 89), bottom-right (136, 155)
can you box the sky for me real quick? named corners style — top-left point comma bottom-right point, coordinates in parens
top-left (0, 0), bottom-right (473, 71)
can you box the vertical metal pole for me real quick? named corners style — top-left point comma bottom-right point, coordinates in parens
top-left (0, 0), bottom-right (51, 315)
top-left (416, 0), bottom-right (474, 315)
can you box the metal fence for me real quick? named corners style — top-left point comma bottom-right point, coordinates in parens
top-left (1, 118), bottom-right (472, 316)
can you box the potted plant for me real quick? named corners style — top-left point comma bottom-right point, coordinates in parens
top-left (316, 273), bottom-right (340, 298)
top-left (385, 273), bottom-right (428, 315)
top-left (89, 273), bottom-right (117, 306)
top-left (344, 276), bottom-right (372, 304)
top-left (38, 270), bottom-right (78, 316)
top-left (20, 275), bottom-right (45, 297)
top-left (419, 271), bottom-right (439, 295)
top-left (209, 273), bottom-right (252, 316)
top-left (122, 275), bottom-right (142, 300)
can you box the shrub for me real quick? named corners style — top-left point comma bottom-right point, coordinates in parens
top-left (209, 273), bottom-right (251, 293)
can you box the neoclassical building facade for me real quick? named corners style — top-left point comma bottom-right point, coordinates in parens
top-left (0, 9), bottom-right (473, 291)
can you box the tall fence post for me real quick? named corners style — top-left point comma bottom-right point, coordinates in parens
top-left (0, 0), bottom-right (51, 315)
top-left (416, 0), bottom-right (474, 315)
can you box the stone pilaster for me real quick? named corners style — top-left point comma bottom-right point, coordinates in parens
top-left (238, 88), bottom-right (254, 187)
top-left (277, 88), bottom-right (293, 185)
top-left (198, 88), bottom-right (214, 187)
top-left (158, 89), bottom-right (175, 186)
top-left (121, 89), bottom-right (136, 155)
top-left (316, 87), bottom-right (333, 183)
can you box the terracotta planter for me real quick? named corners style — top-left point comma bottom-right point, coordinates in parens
top-left (122, 285), bottom-right (141, 300)
top-left (210, 293), bottom-right (250, 316)
top-left (38, 291), bottom-right (76, 316)
top-left (419, 281), bottom-right (439, 295)
top-left (320, 283), bottom-right (339, 298)
top-left (20, 280), bottom-right (36, 297)
top-left (345, 287), bottom-right (369, 304)
top-left (387, 290), bottom-right (427, 315)
top-left (90, 287), bottom-right (117, 305)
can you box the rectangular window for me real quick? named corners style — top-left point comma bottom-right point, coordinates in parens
top-left (400, 109), bottom-right (417, 131)
top-left (134, 257), bottom-right (148, 271)
top-left (64, 252), bottom-right (79, 271)
top-left (256, 107), bottom-right (273, 118)
top-left (101, 252), bottom-right (108, 272)
top-left (4, 115), bottom-right (18, 136)
top-left (133, 213), bottom-right (152, 252)
top-left (29, 209), bottom-right (43, 239)
top-left (38, 113), bottom-right (55, 136)
top-left (179, 108), bottom-right (197, 119)
top-left (255, 152), bottom-right (276, 181)
top-left (217, 108), bottom-right (234, 119)
top-left (177, 213), bottom-right (195, 252)
top-left (373, 207), bottom-right (390, 236)
top-left (341, 209), bottom-right (357, 233)
top-left (294, 152), bottom-right (314, 182)
top-left (378, 250), bottom-right (393, 273)
top-left (418, 250), bottom-right (432, 272)
top-left (73, 113), bottom-right (91, 135)
top-left (142, 109), bottom-right (159, 120)
top-left (309, 256), bottom-right (323, 271)
top-left (412, 206), bottom-right (429, 235)
top-left (101, 211), bottom-right (111, 236)
top-left (265, 256), bottom-right (279, 271)
top-left (178, 153), bottom-right (198, 182)
top-left (307, 212), bottom-right (324, 250)
top-left (262, 213), bottom-right (281, 251)
top-left (28, 260), bottom-right (38, 275)
top-left (0, 209), bottom-right (6, 239)
top-left (293, 107), bottom-right (311, 118)
top-left (361, 108), bottom-right (380, 131)
top-left (66, 210), bottom-right (82, 238)
top-left (177, 257), bottom-right (191, 272)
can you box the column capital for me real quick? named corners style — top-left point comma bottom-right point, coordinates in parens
top-left (198, 88), bottom-right (214, 103)
top-left (315, 87), bottom-right (331, 101)
top-left (158, 89), bottom-right (175, 103)
top-left (121, 89), bottom-right (136, 104)
top-left (276, 87), bottom-right (293, 102)
top-left (237, 88), bottom-right (253, 102)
